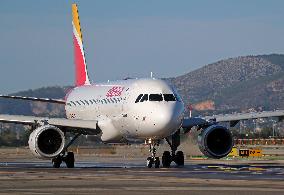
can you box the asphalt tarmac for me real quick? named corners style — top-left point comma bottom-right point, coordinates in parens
top-left (0, 158), bottom-right (283, 195)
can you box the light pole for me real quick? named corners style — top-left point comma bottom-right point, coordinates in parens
top-left (272, 122), bottom-right (276, 137)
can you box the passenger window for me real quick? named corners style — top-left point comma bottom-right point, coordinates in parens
top-left (67, 103), bottom-right (72, 106)
top-left (80, 100), bottom-right (85, 105)
top-left (71, 101), bottom-right (76, 106)
top-left (76, 101), bottom-right (81, 106)
top-left (164, 94), bottom-right (176, 102)
top-left (149, 94), bottom-right (163, 101)
top-left (135, 94), bottom-right (143, 103)
top-left (84, 100), bottom-right (89, 105)
top-left (140, 94), bottom-right (148, 102)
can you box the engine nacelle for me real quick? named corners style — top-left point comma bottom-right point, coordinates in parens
top-left (28, 125), bottom-right (65, 159)
top-left (198, 125), bottom-right (233, 159)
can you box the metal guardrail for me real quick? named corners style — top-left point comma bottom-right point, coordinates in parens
top-left (234, 139), bottom-right (284, 145)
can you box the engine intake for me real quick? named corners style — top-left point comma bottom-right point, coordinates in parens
top-left (198, 125), bottom-right (233, 159)
top-left (28, 125), bottom-right (65, 159)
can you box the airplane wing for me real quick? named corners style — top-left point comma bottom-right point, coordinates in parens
top-left (0, 114), bottom-right (100, 135)
top-left (0, 95), bottom-right (65, 104)
top-left (182, 110), bottom-right (284, 131)
top-left (204, 110), bottom-right (284, 123)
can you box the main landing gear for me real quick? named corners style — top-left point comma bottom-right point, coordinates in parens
top-left (52, 133), bottom-right (81, 168)
top-left (145, 129), bottom-right (185, 168)
top-left (162, 129), bottom-right (184, 168)
top-left (52, 151), bottom-right (75, 168)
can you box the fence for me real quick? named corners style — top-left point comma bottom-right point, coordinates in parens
top-left (235, 138), bottom-right (284, 145)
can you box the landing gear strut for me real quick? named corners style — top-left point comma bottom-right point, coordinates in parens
top-left (145, 139), bottom-right (160, 168)
top-left (52, 133), bottom-right (81, 168)
top-left (162, 129), bottom-right (184, 168)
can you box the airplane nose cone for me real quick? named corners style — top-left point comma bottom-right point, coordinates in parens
top-left (152, 104), bottom-right (183, 136)
top-left (137, 102), bottom-right (184, 138)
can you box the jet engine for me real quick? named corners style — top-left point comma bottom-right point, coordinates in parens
top-left (198, 125), bottom-right (233, 159)
top-left (28, 125), bottom-right (65, 159)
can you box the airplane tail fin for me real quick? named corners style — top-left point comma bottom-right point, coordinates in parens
top-left (72, 4), bottom-right (90, 86)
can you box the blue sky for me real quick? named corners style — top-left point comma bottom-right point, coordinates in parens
top-left (0, 0), bottom-right (283, 93)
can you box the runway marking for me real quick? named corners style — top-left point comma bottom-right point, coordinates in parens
top-left (207, 166), bottom-right (220, 168)
top-left (3, 186), bottom-right (284, 192)
top-left (0, 171), bottom-right (18, 174)
top-left (1, 161), bottom-right (284, 183)
top-left (248, 167), bottom-right (265, 171)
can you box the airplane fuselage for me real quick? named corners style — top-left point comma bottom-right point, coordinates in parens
top-left (65, 78), bottom-right (184, 142)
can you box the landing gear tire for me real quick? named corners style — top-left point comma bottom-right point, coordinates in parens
top-left (52, 156), bottom-right (62, 168)
top-left (64, 152), bottom-right (75, 168)
top-left (146, 157), bottom-right (153, 168)
top-left (162, 151), bottom-right (171, 168)
top-left (154, 157), bottom-right (160, 168)
top-left (174, 151), bottom-right (184, 167)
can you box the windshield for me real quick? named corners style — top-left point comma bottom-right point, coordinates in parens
top-left (140, 94), bottom-right (148, 102)
top-left (135, 94), bottom-right (143, 103)
top-left (163, 94), bottom-right (176, 101)
top-left (149, 94), bottom-right (163, 101)
top-left (135, 93), bottom-right (178, 103)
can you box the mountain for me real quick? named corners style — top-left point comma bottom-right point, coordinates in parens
top-left (0, 54), bottom-right (283, 117)
top-left (168, 54), bottom-right (284, 115)
top-left (0, 86), bottom-right (70, 117)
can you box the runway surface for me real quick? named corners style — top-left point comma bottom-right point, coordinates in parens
top-left (0, 159), bottom-right (283, 195)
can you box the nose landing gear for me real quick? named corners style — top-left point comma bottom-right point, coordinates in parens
top-left (145, 139), bottom-right (160, 168)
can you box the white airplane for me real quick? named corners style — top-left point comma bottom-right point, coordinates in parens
top-left (0, 4), bottom-right (283, 168)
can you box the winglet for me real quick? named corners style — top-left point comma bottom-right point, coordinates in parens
top-left (72, 4), bottom-right (90, 86)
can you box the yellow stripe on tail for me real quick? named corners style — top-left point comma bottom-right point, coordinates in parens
top-left (72, 4), bottom-right (83, 42)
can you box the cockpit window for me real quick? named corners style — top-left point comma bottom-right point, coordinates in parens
top-left (135, 94), bottom-right (143, 103)
top-left (163, 94), bottom-right (176, 101)
top-left (149, 94), bottom-right (163, 101)
top-left (140, 94), bottom-right (148, 102)
top-left (136, 93), bottom-right (178, 103)
top-left (174, 93), bottom-right (182, 102)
